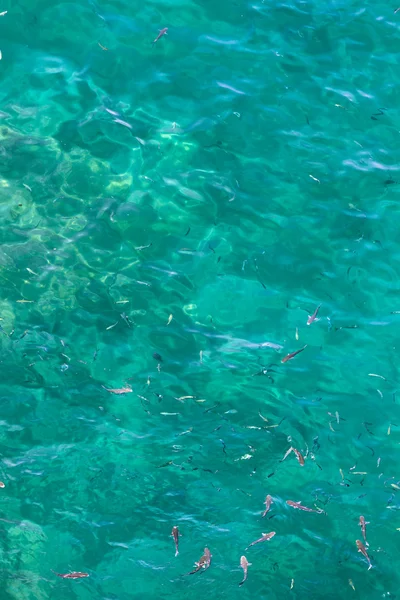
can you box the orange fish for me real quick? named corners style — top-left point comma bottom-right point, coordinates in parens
top-left (356, 540), bottom-right (372, 570)
top-left (246, 531), bottom-right (276, 550)
top-left (359, 516), bottom-right (369, 546)
top-left (52, 571), bottom-right (89, 579)
top-left (286, 501), bottom-right (324, 514)
top-left (262, 495), bottom-right (273, 518)
top-left (281, 345), bottom-right (307, 364)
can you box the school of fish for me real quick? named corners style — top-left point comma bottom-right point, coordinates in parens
top-left (17, 20), bottom-right (389, 586)
top-left (161, 302), bottom-right (377, 585)
top-left (40, 288), bottom-right (378, 586)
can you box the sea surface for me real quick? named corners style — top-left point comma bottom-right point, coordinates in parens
top-left (0, 0), bottom-right (399, 598)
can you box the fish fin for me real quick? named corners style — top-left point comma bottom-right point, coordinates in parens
top-left (248, 562), bottom-right (252, 566)
top-left (262, 533), bottom-right (267, 536)
top-left (368, 564), bottom-right (373, 571)
top-left (175, 550), bottom-right (179, 557)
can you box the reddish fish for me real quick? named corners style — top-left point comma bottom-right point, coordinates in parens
top-left (292, 447), bottom-right (305, 466)
top-left (239, 556), bottom-right (251, 586)
top-left (307, 304), bottom-right (321, 325)
top-left (281, 345), bottom-right (307, 364)
top-left (187, 547), bottom-right (212, 575)
top-left (52, 571), bottom-right (89, 579)
top-left (153, 27), bottom-right (168, 44)
top-left (262, 495), bottom-right (273, 518)
top-left (286, 501), bottom-right (324, 514)
top-left (359, 516), bottom-right (369, 546)
top-left (246, 531), bottom-right (276, 549)
top-left (356, 540), bottom-right (372, 570)
top-left (171, 525), bottom-right (180, 557)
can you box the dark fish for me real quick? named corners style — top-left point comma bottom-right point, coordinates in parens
top-left (307, 304), bottom-right (321, 325)
top-left (286, 500), bottom-right (324, 514)
top-left (157, 460), bottom-right (173, 468)
top-left (239, 556), bottom-right (251, 586)
top-left (356, 540), bottom-right (372, 570)
top-left (262, 495), bottom-right (273, 518)
top-left (171, 526), bottom-right (180, 557)
top-left (246, 531), bottom-right (276, 550)
top-left (52, 571), bottom-right (89, 579)
top-left (153, 27), bottom-right (168, 44)
top-left (120, 313), bottom-right (132, 328)
top-left (359, 516), bottom-right (369, 546)
top-left (153, 352), bottom-right (163, 362)
top-left (187, 547), bottom-right (212, 574)
top-left (281, 345), bottom-right (307, 364)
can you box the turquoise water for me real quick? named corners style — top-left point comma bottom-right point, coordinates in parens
top-left (0, 0), bottom-right (400, 597)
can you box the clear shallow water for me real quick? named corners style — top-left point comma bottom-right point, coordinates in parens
top-left (0, 0), bottom-right (400, 598)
